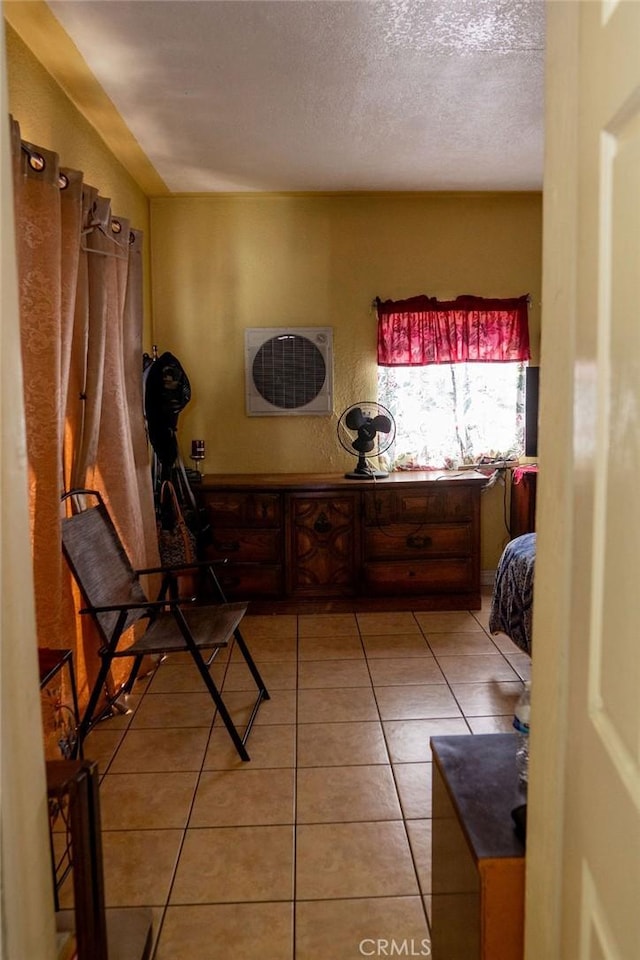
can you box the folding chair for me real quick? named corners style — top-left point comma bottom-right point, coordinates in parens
top-left (61, 489), bottom-right (269, 761)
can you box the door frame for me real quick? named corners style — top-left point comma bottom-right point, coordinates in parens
top-left (524, 2), bottom-right (579, 956)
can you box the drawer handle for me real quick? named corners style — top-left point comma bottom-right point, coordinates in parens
top-left (406, 534), bottom-right (431, 549)
top-left (314, 512), bottom-right (332, 534)
top-left (213, 538), bottom-right (240, 553)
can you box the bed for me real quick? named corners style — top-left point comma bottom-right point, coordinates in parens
top-left (489, 532), bottom-right (536, 655)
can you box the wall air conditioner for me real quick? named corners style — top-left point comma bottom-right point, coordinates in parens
top-left (245, 327), bottom-right (333, 416)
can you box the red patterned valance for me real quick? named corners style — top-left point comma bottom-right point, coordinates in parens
top-left (376, 294), bottom-right (530, 366)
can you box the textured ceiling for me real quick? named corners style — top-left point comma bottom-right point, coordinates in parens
top-left (45, 0), bottom-right (545, 193)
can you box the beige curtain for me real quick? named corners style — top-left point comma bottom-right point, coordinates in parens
top-left (67, 183), bottom-right (98, 493)
top-left (13, 131), bottom-right (74, 663)
top-left (124, 230), bottom-right (160, 569)
top-left (86, 206), bottom-right (146, 554)
top-left (2, 55), bottom-right (56, 956)
top-left (80, 203), bottom-right (157, 693)
top-left (10, 118), bottom-right (159, 739)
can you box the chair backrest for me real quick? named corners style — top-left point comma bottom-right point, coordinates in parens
top-left (61, 491), bottom-right (149, 643)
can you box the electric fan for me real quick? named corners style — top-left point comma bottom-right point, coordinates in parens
top-left (337, 402), bottom-right (396, 479)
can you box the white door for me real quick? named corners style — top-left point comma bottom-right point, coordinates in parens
top-left (529, 2), bottom-right (640, 957)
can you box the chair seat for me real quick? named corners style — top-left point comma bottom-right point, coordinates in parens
top-left (118, 601), bottom-right (248, 656)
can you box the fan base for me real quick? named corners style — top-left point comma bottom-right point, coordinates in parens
top-left (344, 467), bottom-right (389, 480)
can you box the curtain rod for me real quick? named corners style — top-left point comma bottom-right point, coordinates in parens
top-left (372, 294), bottom-right (533, 308)
top-left (80, 245), bottom-right (129, 262)
top-left (82, 221), bottom-right (135, 257)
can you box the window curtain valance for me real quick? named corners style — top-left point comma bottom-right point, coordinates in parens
top-left (376, 294), bottom-right (531, 366)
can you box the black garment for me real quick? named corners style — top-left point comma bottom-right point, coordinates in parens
top-left (144, 351), bottom-right (191, 477)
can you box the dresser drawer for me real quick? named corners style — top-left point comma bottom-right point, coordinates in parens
top-left (288, 493), bottom-right (359, 597)
top-left (363, 558), bottom-right (474, 594)
top-left (364, 487), bottom-right (474, 524)
top-left (364, 523), bottom-right (472, 560)
top-left (206, 528), bottom-right (281, 563)
top-left (215, 564), bottom-right (282, 599)
top-left (201, 491), bottom-right (281, 527)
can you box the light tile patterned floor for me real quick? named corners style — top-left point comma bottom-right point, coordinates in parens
top-left (78, 591), bottom-right (529, 960)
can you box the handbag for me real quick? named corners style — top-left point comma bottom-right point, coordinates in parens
top-left (157, 480), bottom-right (197, 567)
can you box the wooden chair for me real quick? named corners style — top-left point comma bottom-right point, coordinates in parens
top-left (61, 489), bottom-right (269, 761)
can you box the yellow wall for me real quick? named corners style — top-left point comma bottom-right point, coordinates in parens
top-left (4, 23), bottom-right (153, 338)
top-left (151, 192), bottom-right (542, 566)
top-left (5, 13), bottom-right (542, 570)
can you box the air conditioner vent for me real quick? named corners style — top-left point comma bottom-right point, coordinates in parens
top-left (245, 327), bottom-right (333, 416)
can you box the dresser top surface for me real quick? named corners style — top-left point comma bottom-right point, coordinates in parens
top-left (431, 734), bottom-right (526, 861)
top-left (199, 471), bottom-right (488, 491)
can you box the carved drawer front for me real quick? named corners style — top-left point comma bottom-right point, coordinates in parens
top-left (363, 558), bottom-right (474, 595)
top-left (289, 494), bottom-right (358, 596)
top-left (215, 564), bottom-right (282, 599)
top-left (364, 523), bottom-right (472, 561)
top-left (364, 488), bottom-right (474, 524)
top-left (202, 492), bottom-right (281, 527)
top-left (206, 528), bottom-right (280, 563)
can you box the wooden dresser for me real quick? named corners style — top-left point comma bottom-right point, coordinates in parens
top-left (196, 471), bottom-right (486, 611)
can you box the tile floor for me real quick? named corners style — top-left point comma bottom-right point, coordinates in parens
top-left (76, 592), bottom-right (530, 960)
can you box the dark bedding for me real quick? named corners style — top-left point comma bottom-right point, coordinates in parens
top-left (489, 532), bottom-right (536, 655)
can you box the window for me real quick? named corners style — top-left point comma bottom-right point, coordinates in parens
top-left (376, 294), bottom-right (530, 470)
top-left (378, 361), bottom-right (525, 468)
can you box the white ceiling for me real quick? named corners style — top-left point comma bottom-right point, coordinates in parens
top-left (46, 0), bottom-right (545, 194)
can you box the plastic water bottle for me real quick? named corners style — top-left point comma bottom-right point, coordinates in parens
top-left (513, 682), bottom-right (531, 788)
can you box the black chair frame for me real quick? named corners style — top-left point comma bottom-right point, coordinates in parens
top-left (61, 489), bottom-right (269, 761)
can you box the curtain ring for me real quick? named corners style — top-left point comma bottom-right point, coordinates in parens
top-left (111, 218), bottom-right (122, 234)
top-left (58, 172), bottom-right (69, 190)
top-left (28, 152), bottom-right (46, 172)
